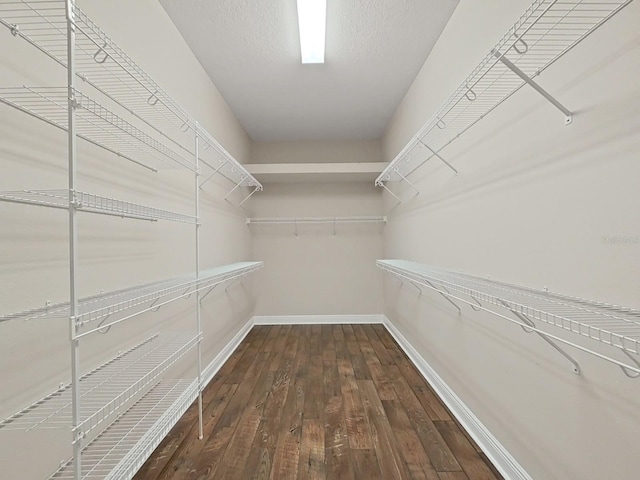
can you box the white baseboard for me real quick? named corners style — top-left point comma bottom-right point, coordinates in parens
top-left (201, 316), bottom-right (254, 388)
top-left (382, 316), bottom-right (532, 480)
top-left (253, 314), bottom-right (384, 325)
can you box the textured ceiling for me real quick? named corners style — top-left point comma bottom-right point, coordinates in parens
top-left (159, 0), bottom-right (459, 141)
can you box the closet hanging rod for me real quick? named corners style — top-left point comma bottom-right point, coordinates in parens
top-left (247, 216), bottom-right (387, 225)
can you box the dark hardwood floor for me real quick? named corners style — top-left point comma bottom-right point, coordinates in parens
top-left (134, 324), bottom-right (503, 480)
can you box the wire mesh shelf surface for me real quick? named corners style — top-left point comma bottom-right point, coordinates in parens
top-left (48, 378), bottom-right (198, 480)
top-left (0, 261), bottom-right (264, 331)
top-left (376, 0), bottom-right (633, 186)
top-left (0, 189), bottom-right (197, 223)
top-left (378, 259), bottom-right (640, 359)
top-left (0, 0), bottom-right (195, 148)
top-left (0, 86), bottom-right (195, 172)
top-left (0, 332), bottom-right (199, 434)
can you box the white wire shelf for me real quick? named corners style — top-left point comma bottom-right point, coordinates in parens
top-left (197, 125), bottom-right (263, 203)
top-left (0, 189), bottom-right (197, 223)
top-left (247, 216), bottom-right (387, 225)
top-left (0, 86), bottom-right (194, 172)
top-left (0, 332), bottom-right (199, 435)
top-left (0, 261), bottom-right (264, 335)
top-left (377, 259), bottom-right (640, 376)
top-left (0, 0), bottom-right (195, 149)
top-left (48, 378), bottom-right (198, 480)
top-left (376, 0), bottom-right (633, 192)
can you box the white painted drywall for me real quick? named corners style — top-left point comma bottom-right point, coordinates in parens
top-left (249, 181), bottom-right (384, 316)
top-left (0, 1), bottom-right (256, 478)
top-left (382, 1), bottom-right (640, 479)
top-left (251, 138), bottom-right (383, 164)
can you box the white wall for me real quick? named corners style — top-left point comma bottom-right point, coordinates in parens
top-left (382, 1), bottom-right (640, 479)
top-left (0, 1), bottom-right (256, 478)
top-left (251, 138), bottom-right (383, 164)
top-left (249, 181), bottom-right (384, 316)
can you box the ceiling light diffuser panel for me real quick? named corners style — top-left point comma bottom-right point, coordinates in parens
top-left (296, 0), bottom-right (327, 63)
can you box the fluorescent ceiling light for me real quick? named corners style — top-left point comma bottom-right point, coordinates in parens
top-left (296, 0), bottom-right (326, 64)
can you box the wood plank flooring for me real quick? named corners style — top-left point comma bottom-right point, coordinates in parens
top-left (134, 325), bottom-right (503, 480)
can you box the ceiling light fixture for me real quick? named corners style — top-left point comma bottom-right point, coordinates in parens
top-left (296, 0), bottom-right (326, 64)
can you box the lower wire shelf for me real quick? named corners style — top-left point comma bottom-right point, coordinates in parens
top-left (0, 332), bottom-right (200, 435)
top-left (377, 259), bottom-right (640, 376)
top-left (48, 378), bottom-right (198, 480)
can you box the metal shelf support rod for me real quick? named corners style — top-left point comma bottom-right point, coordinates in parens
top-left (377, 181), bottom-right (402, 203)
top-left (423, 279), bottom-right (462, 315)
top-left (66, 2), bottom-right (81, 479)
top-left (493, 50), bottom-right (572, 125)
top-left (239, 186), bottom-right (260, 207)
top-left (394, 168), bottom-right (420, 195)
top-left (501, 300), bottom-right (581, 375)
top-left (418, 140), bottom-right (458, 175)
top-left (224, 176), bottom-right (247, 201)
top-left (198, 159), bottom-right (228, 189)
top-left (194, 123), bottom-right (204, 440)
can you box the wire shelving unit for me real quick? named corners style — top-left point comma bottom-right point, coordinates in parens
top-left (0, 2), bottom-right (263, 479)
top-left (0, 189), bottom-right (196, 223)
top-left (376, 0), bottom-right (634, 201)
top-left (377, 260), bottom-right (640, 376)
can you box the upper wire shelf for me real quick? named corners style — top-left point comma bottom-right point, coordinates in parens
top-left (0, 189), bottom-right (197, 223)
top-left (197, 125), bottom-right (263, 202)
top-left (48, 378), bottom-right (198, 480)
top-left (377, 259), bottom-right (640, 375)
top-left (0, 332), bottom-right (199, 435)
top-left (0, 0), bottom-right (195, 150)
top-left (0, 261), bottom-right (264, 336)
top-left (376, 0), bottom-right (633, 191)
top-left (0, 86), bottom-right (195, 172)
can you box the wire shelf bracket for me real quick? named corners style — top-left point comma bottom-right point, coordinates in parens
top-left (499, 299), bottom-right (581, 374)
top-left (492, 50), bottom-right (572, 125)
top-left (377, 259), bottom-right (640, 378)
